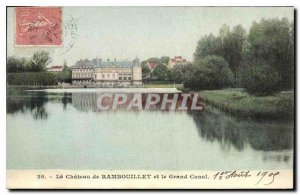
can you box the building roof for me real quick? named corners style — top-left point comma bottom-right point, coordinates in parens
top-left (50, 65), bottom-right (63, 69)
top-left (72, 59), bottom-right (140, 69)
top-left (72, 61), bottom-right (95, 68)
top-left (96, 61), bottom-right (139, 68)
top-left (170, 56), bottom-right (187, 63)
top-left (147, 62), bottom-right (158, 69)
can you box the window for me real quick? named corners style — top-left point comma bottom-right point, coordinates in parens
top-left (124, 77), bottom-right (127, 80)
top-left (102, 74), bottom-right (105, 79)
top-left (95, 74), bottom-right (97, 79)
top-left (119, 77), bottom-right (122, 80)
top-left (128, 77), bottom-right (132, 80)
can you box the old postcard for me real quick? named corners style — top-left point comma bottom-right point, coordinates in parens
top-left (6, 6), bottom-right (295, 189)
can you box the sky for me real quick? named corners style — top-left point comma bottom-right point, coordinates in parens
top-left (7, 7), bottom-right (294, 67)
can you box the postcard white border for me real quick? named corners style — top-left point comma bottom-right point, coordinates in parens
top-left (2, 0), bottom-right (298, 194)
top-left (7, 169), bottom-right (293, 189)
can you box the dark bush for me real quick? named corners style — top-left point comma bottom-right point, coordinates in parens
top-left (242, 64), bottom-right (281, 96)
top-left (183, 55), bottom-right (233, 90)
top-left (7, 69), bottom-right (72, 86)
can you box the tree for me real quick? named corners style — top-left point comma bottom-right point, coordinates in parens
top-left (57, 64), bottom-right (72, 83)
top-left (220, 24), bottom-right (246, 86)
top-left (160, 56), bottom-right (170, 65)
top-left (28, 51), bottom-right (52, 72)
top-left (246, 17), bottom-right (294, 89)
top-left (141, 63), bottom-right (151, 79)
top-left (242, 64), bottom-right (281, 96)
top-left (153, 64), bottom-right (168, 80)
top-left (288, 21), bottom-right (295, 88)
top-left (194, 24), bottom-right (246, 87)
top-left (7, 56), bottom-right (27, 73)
top-left (194, 34), bottom-right (223, 61)
top-left (63, 59), bottom-right (67, 68)
top-left (183, 55), bottom-right (233, 90)
top-left (169, 64), bottom-right (187, 83)
top-left (146, 57), bottom-right (161, 64)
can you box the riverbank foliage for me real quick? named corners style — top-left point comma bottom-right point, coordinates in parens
top-left (242, 64), bottom-right (281, 96)
top-left (7, 72), bottom-right (71, 86)
top-left (199, 89), bottom-right (294, 120)
top-left (7, 51), bottom-right (72, 86)
top-left (7, 51), bottom-right (52, 72)
top-left (183, 55), bottom-right (233, 90)
top-left (184, 17), bottom-right (294, 96)
top-left (143, 83), bottom-right (178, 88)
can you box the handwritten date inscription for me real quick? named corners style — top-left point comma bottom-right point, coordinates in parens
top-left (16, 7), bottom-right (62, 45)
top-left (213, 170), bottom-right (280, 186)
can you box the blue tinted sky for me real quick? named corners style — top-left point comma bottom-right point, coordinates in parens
top-left (7, 7), bottom-right (294, 66)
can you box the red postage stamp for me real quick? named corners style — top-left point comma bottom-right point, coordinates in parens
top-left (15, 7), bottom-right (62, 46)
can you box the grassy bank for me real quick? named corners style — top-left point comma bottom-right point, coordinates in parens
top-left (199, 89), bottom-right (294, 120)
top-left (143, 83), bottom-right (179, 88)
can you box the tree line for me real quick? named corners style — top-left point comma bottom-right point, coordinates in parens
top-left (7, 51), bottom-right (52, 72)
top-left (173, 17), bottom-right (294, 96)
top-left (141, 56), bottom-right (170, 81)
top-left (7, 51), bottom-right (72, 85)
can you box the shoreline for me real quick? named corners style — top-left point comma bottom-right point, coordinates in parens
top-left (7, 83), bottom-right (180, 89)
top-left (177, 86), bottom-right (294, 120)
top-left (7, 85), bottom-right (294, 120)
top-left (198, 89), bottom-right (294, 120)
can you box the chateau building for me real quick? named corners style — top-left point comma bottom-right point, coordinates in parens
top-left (71, 58), bottom-right (142, 87)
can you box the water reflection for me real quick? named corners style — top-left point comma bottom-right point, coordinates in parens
top-left (72, 93), bottom-right (97, 112)
top-left (61, 92), bottom-right (72, 110)
top-left (7, 91), bottom-right (49, 119)
top-left (7, 91), bottom-right (293, 158)
top-left (72, 92), bottom-right (203, 112)
top-left (188, 106), bottom-right (293, 163)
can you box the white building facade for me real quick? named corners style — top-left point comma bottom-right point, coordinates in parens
top-left (46, 65), bottom-right (63, 72)
top-left (71, 59), bottom-right (142, 87)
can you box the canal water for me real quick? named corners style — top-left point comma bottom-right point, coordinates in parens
top-left (6, 88), bottom-right (293, 170)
